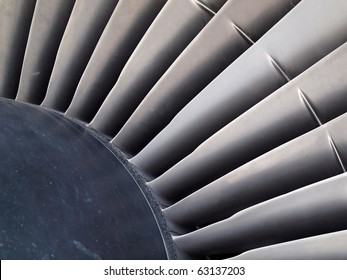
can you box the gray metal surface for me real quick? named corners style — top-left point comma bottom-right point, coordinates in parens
top-left (174, 173), bottom-right (347, 258)
top-left (65, 0), bottom-right (166, 122)
top-left (15, 0), bottom-right (75, 104)
top-left (41, 0), bottom-right (119, 112)
top-left (89, 0), bottom-right (226, 137)
top-left (198, 0), bottom-right (226, 12)
top-left (113, 0), bottom-right (300, 156)
top-left (0, 0), bottom-right (36, 98)
top-left (1, 0), bottom-right (347, 260)
top-left (149, 43), bottom-right (347, 206)
top-left (232, 230), bottom-right (347, 260)
top-left (162, 113), bottom-right (347, 220)
top-left (131, 0), bottom-right (347, 177)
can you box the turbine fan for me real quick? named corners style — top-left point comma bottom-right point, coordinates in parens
top-left (1, 0), bottom-right (347, 259)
